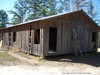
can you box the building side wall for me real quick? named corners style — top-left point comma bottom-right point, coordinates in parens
top-left (0, 11), bottom-right (99, 57)
top-left (42, 12), bottom-right (98, 56)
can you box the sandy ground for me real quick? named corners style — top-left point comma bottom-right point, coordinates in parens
top-left (0, 49), bottom-right (100, 75)
top-left (0, 65), bottom-right (83, 75)
top-left (0, 65), bottom-right (99, 75)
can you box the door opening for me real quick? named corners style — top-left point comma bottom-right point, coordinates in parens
top-left (49, 27), bottom-right (57, 52)
top-left (13, 32), bottom-right (16, 42)
top-left (34, 29), bottom-right (40, 44)
top-left (92, 32), bottom-right (96, 42)
top-left (92, 32), bottom-right (96, 49)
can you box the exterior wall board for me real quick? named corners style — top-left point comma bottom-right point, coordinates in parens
top-left (0, 10), bottom-right (99, 57)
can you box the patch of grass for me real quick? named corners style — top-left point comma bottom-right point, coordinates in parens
top-left (0, 52), bottom-right (20, 65)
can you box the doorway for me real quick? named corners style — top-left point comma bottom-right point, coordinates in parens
top-left (49, 27), bottom-right (57, 52)
top-left (13, 32), bottom-right (16, 42)
top-left (92, 32), bottom-right (96, 49)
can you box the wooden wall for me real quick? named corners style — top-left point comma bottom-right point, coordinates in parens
top-left (12, 23), bottom-right (44, 56)
top-left (31, 22), bottom-right (44, 56)
top-left (42, 11), bottom-right (99, 56)
top-left (0, 10), bottom-right (99, 57)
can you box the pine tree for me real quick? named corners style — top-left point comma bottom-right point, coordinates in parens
top-left (58, 0), bottom-right (70, 13)
top-left (24, 0), bottom-right (46, 21)
top-left (73, 0), bottom-right (89, 11)
top-left (0, 10), bottom-right (8, 28)
top-left (25, 0), bottom-right (57, 21)
top-left (87, 0), bottom-right (100, 24)
top-left (9, 0), bottom-right (27, 24)
top-left (48, 0), bottom-right (57, 15)
top-left (25, 0), bottom-right (41, 20)
top-left (87, 0), bottom-right (95, 18)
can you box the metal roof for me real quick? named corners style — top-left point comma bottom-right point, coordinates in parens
top-left (0, 10), bottom-right (99, 30)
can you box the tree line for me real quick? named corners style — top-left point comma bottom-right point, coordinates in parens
top-left (0, 0), bottom-right (100, 28)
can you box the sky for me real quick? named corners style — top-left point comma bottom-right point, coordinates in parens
top-left (0, 0), bottom-right (16, 18)
top-left (92, 0), bottom-right (100, 14)
top-left (0, 0), bottom-right (100, 20)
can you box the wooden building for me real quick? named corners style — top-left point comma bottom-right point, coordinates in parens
top-left (0, 10), bottom-right (99, 57)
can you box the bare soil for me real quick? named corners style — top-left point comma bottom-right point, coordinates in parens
top-left (0, 49), bottom-right (100, 75)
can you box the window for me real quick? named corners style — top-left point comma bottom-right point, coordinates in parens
top-left (13, 32), bottom-right (16, 42)
top-left (34, 29), bottom-right (40, 44)
top-left (49, 27), bottom-right (57, 51)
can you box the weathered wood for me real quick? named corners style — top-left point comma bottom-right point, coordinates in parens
top-left (0, 10), bottom-right (99, 57)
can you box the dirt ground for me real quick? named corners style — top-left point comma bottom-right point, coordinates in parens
top-left (0, 49), bottom-right (100, 75)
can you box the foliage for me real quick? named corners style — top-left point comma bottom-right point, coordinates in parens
top-left (87, 0), bottom-right (95, 18)
top-left (24, 0), bottom-right (42, 20)
top-left (0, 10), bottom-right (9, 28)
top-left (9, 0), bottom-right (27, 24)
top-left (9, 0), bottom-right (57, 23)
top-left (25, 0), bottom-right (57, 21)
top-left (87, 0), bottom-right (100, 24)
top-left (47, 0), bottom-right (57, 15)
top-left (9, 0), bottom-right (100, 25)
top-left (72, 0), bottom-right (89, 11)
top-left (58, 0), bottom-right (70, 13)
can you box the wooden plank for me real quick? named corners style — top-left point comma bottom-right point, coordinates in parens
top-left (56, 21), bottom-right (62, 55)
top-left (21, 30), bottom-right (26, 52)
top-left (26, 30), bottom-right (30, 53)
top-left (40, 29), bottom-right (43, 56)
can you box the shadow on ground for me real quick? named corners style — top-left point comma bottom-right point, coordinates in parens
top-left (46, 52), bottom-right (100, 67)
